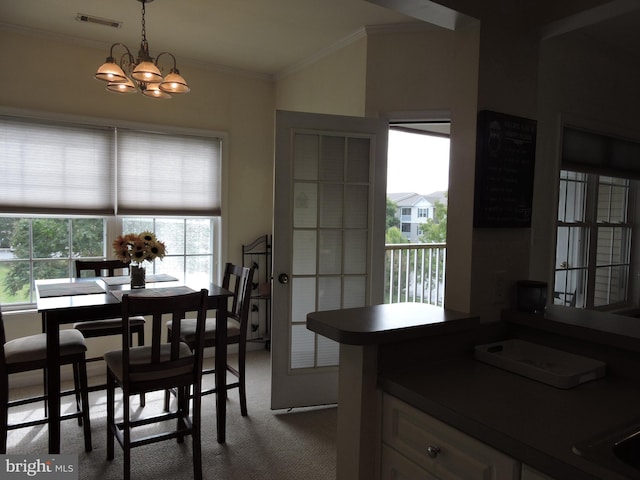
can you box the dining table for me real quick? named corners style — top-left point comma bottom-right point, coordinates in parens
top-left (35, 274), bottom-right (234, 454)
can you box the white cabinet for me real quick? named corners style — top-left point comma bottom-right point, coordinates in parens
top-left (381, 393), bottom-right (520, 480)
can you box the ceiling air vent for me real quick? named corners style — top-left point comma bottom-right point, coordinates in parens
top-left (76, 13), bottom-right (121, 29)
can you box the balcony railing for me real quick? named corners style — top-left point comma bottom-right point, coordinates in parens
top-left (385, 243), bottom-right (446, 306)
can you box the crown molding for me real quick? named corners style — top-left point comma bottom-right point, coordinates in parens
top-left (275, 21), bottom-right (434, 80)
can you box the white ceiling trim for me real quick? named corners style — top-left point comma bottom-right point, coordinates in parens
top-left (540, 0), bottom-right (640, 40)
top-left (275, 21), bottom-right (435, 81)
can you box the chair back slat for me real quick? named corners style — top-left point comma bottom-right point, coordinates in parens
top-left (75, 259), bottom-right (130, 278)
top-left (222, 263), bottom-right (255, 327)
top-left (0, 308), bottom-right (6, 377)
top-left (0, 307), bottom-right (5, 348)
top-left (120, 290), bottom-right (208, 385)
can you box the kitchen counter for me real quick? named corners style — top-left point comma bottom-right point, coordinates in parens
top-left (307, 303), bottom-right (640, 480)
top-left (380, 353), bottom-right (640, 479)
top-left (307, 302), bottom-right (480, 480)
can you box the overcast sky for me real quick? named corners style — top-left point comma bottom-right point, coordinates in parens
top-left (386, 129), bottom-right (450, 195)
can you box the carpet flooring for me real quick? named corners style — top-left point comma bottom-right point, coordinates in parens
top-left (6, 349), bottom-right (337, 480)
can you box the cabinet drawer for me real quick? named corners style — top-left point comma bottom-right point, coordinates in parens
top-left (381, 443), bottom-right (438, 480)
top-left (382, 393), bottom-right (519, 480)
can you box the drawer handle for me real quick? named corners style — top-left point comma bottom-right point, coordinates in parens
top-left (426, 445), bottom-right (441, 458)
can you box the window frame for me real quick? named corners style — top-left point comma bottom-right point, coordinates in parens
top-left (555, 170), bottom-right (635, 309)
top-left (0, 108), bottom-right (227, 311)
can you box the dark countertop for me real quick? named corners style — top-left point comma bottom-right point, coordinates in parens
top-left (307, 303), bottom-right (479, 345)
top-left (380, 354), bottom-right (640, 480)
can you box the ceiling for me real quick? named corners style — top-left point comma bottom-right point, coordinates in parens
top-left (0, 0), bottom-right (421, 77)
top-left (1, 0), bottom-right (639, 78)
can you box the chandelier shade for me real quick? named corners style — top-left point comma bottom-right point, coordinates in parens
top-left (132, 61), bottom-right (163, 83)
top-left (159, 69), bottom-right (190, 94)
top-left (94, 0), bottom-right (189, 99)
top-left (107, 78), bottom-right (137, 94)
top-left (95, 57), bottom-right (128, 83)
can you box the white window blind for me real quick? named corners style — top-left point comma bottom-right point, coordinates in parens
top-left (0, 115), bottom-right (221, 216)
top-left (0, 116), bottom-right (114, 214)
top-left (116, 129), bottom-right (221, 216)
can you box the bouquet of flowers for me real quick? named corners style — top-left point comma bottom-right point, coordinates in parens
top-left (112, 231), bottom-right (167, 265)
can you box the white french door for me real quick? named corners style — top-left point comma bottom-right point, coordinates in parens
top-left (271, 110), bottom-right (387, 409)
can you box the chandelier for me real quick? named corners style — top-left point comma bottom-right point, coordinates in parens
top-left (94, 0), bottom-right (189, 99)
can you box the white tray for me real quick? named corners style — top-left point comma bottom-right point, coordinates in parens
top-left (474, 339), bottom-right (606, 389)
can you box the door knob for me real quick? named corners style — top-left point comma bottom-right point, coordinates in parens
top-left (278, 273), bottom-right (289, 284)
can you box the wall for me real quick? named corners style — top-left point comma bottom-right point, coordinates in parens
top-left (364, 26), bottom-right (455, 115)
top-left (0, 27), bottom-right (276, 376)
top-left (531, 31), bottom-right (640, 291)
top-left (0, 28), bottom-right (275, 263)
top-left (274, 23), bottom-right (480, 313)
top-left (364, 24), bottom-right (479, 314)
top-left (275, 35), bottom-right (368, 116)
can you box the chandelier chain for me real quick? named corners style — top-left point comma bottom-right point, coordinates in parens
top-left (140, 1), bottom-right (147, 47)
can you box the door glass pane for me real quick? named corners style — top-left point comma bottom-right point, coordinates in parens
top-left (317, 336), bottom-right (339, 367)
top-left (292, 230), bottom-right (317, 275)
top-left (318, 276), bottom-right (342, 311)
top-left (320, 136), bottom-right (345, 181)
top-left (319, 230), bottom-right (342, 275)
top-left (346, 137), bottom-right (370, 183)
top-left (294, 182), bottom-right (317, 228)
top-left (291, 324), bottom-right (315, 368)
top-left (344, 229), bottom-right (367, 274)
top-left (344, 185), bottom-right (369, 229)
top-left (343, 275), bottom-right (366, 308)
top-left (294, 134), bottom-right (318, 181)
top-left (319, 183), bottom-right (343, 228)
top-left (291, 277), bottom-right (316, 323)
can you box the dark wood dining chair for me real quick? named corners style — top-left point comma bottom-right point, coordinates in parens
top-left (73, 259), bottom-right (146, 402)
top-left (105, 289), bottom-right (209, 480)
top-left (165, 263), bottom-right (255, 415)
top-left (0, 304), bottom-right (92, 453)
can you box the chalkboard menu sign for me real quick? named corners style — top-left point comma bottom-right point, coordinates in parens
top-left (473, 110), bottom-right (537, 228)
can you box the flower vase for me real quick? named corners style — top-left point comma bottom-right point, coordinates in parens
top-left (130, 265), bottom-right (146, 289)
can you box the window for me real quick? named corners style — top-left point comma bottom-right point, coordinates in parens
top-left (401, 208), bottom-right (411, 218)
top-left (0, 114), bottom-right (222, 309)
top-left (122, 217), bottom-right (215, 285)
top-left (0, 216), bottom-right (106, 305)
top-left (401, 223), bottom-right (411, 233)
top-left (418, 207), bottom-right (428, 218)
top-left (554, 126), bottom-right (637, 309)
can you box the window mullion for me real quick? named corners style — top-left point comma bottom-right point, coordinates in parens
top-left (585, 175), bottom-right (598, 308)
